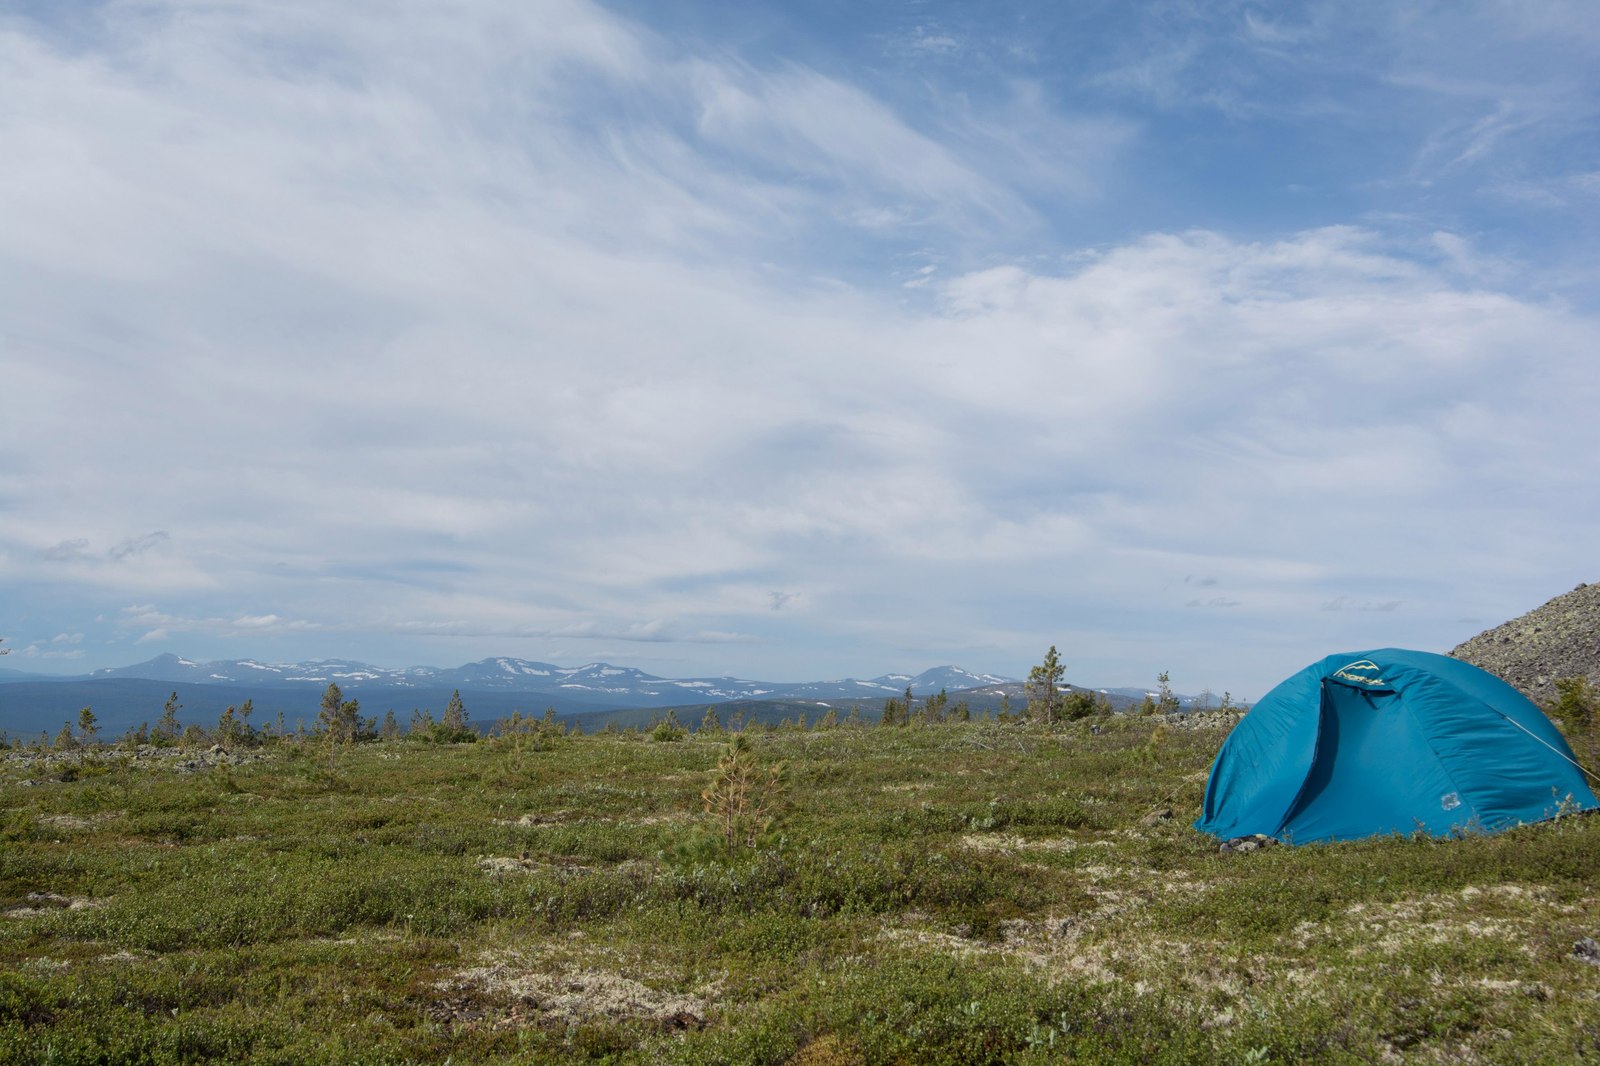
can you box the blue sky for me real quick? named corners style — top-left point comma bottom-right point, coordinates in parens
top-left (2, 0), bottom-right (1597, 698)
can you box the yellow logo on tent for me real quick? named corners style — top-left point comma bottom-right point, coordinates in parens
top-left (1332, 659), bottom-right (1387, 686)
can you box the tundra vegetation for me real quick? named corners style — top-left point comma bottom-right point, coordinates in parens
top-left (1, 680), bottom-right (1599, 1063)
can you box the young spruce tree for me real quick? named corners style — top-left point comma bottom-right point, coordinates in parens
top-left (156, 692), bottom-right (182, 744)
top-left (437, 690), bottom-right (476, 742)
top-left (1026, 646), bottom-right (1066, 725)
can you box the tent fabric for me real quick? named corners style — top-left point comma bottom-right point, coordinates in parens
top-left (1196, 648), bottom-right (1598, 844)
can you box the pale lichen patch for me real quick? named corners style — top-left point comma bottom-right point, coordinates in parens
top-left (629, 812), bottom-right (692, 826)
top-left (38, 813), bottom-right (101, 831)
top-left (877, 927), bottom-right (997, 958)
top-left (958, 833), bottom-right (1080, 854)
top-left (477, 855), bottom-right (592, 876)
top-left (447, 957), bottom-right (709, 1026)
top-left (492, 810), bottom-right (576, 827)
top-left (3, 892), bottom-right (105, 918)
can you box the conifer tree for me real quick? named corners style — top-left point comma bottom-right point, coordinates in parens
top-left (1026, 646), bottom-right (1065, 724)
top-left (410, 708), bottom-right (434, 738)
top-left (701, 736), bottom-right (784, 853)
top-left (1549, 676), bottom-right (1596, 733)
top-left (1548, 680), bottom-right (1600, 771)
top-left (1063, 688), bottom-right (1110, 719)
top-left (1156, 670), bottom-right (1180, 715)
top-left (216, 705), bottom-right (238, 748)
top-left (318, 682), bottom-right (344, 734)
top-left (315, 683), bottom-right (364, 768)
top-left (156, 691), bottom-right (182, 743)
top-left (317, 682), bottom-right (363, 743)
top-left (442, 690), bottom-right (470, 737)
top-left (651, 709), bottom-right (685, 742)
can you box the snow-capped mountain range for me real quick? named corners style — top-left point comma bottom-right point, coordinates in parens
top-left (6, 653), bottom-right (1017, 706)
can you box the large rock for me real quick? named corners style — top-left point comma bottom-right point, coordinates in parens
top-left (1450, 583), bottom-right (1600, 707)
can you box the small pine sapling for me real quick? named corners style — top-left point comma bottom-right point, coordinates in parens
top-left (701, 735), bottom-right (784, 854)
top-left (651, 710), bottom-right (686, 742)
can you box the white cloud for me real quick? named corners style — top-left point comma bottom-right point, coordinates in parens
top-left (116, 605), bottom-right (321, 641)
top-left (232, 614), bottom-right (296, 630)
top-left (1, 2), bottom-right (1597, 696)
top-left (19, 645), bottom-right (86, 661)
top-left (687, 59), bottom-right (1035, 234)
top-left (908, 32), bottom-right (960, 56)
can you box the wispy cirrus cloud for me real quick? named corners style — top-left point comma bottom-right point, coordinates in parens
top-left (2, 0), bottom-right (1597, 696)
top-left (116, 605), bottom-right (324, 645)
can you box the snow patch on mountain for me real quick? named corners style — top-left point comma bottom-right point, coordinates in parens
top-left (39, 654), bottom-right (1025, 709)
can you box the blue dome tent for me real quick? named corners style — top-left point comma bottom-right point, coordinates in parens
top-left (1196, 649), bottom-right (1598, 844)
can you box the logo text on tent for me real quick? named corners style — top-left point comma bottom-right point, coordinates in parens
top-left (1332, 660), bottom-right (1387, 686)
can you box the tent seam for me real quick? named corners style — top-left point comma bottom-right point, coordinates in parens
top-left (1270, 681), bottom-right (1328, 841)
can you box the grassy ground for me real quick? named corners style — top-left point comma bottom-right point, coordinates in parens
top-left (3, 717), bottom-right (1599, 1064)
